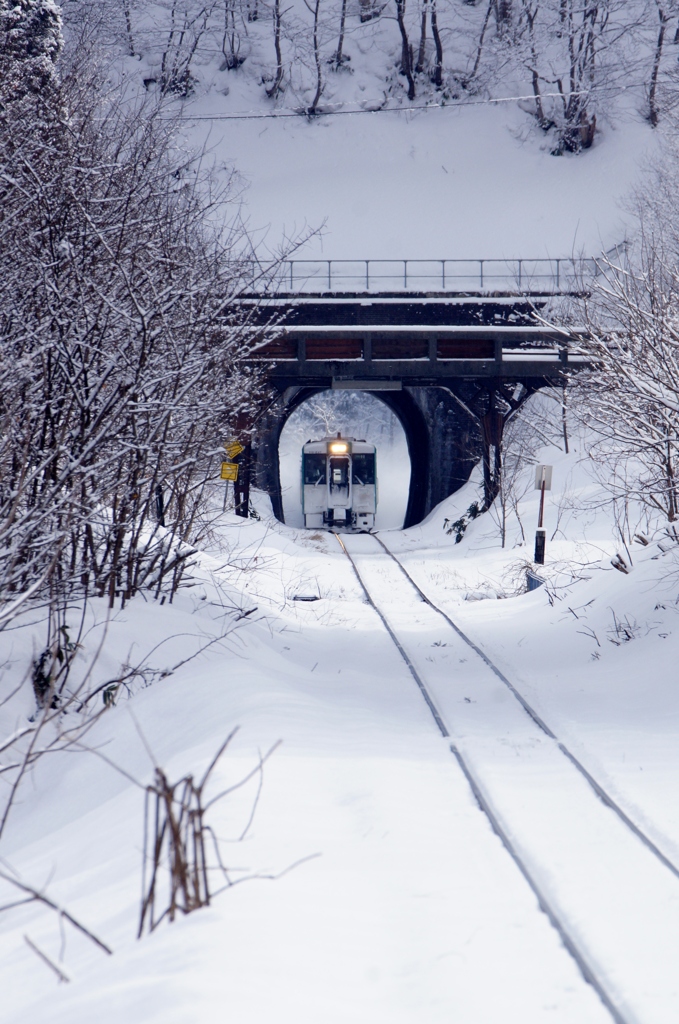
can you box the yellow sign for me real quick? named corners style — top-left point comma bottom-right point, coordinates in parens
top-left (224, 440), bottom-right (245, 460)
top-left (220, 462), bottom-right (239, 481)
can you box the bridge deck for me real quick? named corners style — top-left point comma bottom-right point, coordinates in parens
top-left (241, 293), bottom-right (583, 387)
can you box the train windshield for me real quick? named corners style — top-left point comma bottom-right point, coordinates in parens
top-left (351, 453), bottom-right (375, 486)
top-left (304, 453), bottom-right (326, 485)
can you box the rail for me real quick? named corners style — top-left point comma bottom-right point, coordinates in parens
top-left (334, 531), bottom-right (679, 1024)
top-left (242, 246), bottom-right (627, 296)
top-left (371, 532), bottom-right (679, 882)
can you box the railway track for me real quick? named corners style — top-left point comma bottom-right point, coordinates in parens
top-left (333, 530), bottom-right (679, 1024)
top-left (369, 534), bottom-right (679, 882)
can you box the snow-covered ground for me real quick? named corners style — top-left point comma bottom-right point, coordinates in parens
top-left (3, 408), bottom-right (679, 1022)
top-left (177, 93), bottom-right (657, 261)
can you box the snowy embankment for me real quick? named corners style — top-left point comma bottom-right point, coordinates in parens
top-left (177, 92), bottom-right (654, 262)
top-left (2, 407), bottom-right (679, 1022)
top-left (389, 427), bottom-right (679, 865)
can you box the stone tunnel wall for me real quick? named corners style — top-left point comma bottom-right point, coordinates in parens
top-left (406, 387), bottom-right (483, 517)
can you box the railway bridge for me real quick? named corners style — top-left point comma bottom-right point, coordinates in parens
top-left (239, 258), bottom-right (589, 527)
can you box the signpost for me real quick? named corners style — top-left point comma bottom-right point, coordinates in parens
top-left (534, 464), bottom-right (552, 565)
top-left (221, 432), bottom-right (251, 518)
top-left (224, 441), bottom-right (245, 461)
top-left (221, 460), bottom-right (239, 512)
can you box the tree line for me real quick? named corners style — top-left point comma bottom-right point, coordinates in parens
top-left (80, 0), bottom-right (679, 151)
top-left (0, 0), bottom-right (270, 647)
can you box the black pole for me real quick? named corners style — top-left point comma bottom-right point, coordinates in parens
top-left (534, 529), bottom-right (545, 565)
top-left (155, 483), bottom-right (165, 527)
top-left (234, 444), bottom-right (251, 518)
top-left (534, 475), bottom-right (546, 563)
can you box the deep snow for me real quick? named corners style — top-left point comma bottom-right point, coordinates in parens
top-left (178, 96), bottom-right (656, 262)
top-left (3, 405), bottom-right (679, 1022)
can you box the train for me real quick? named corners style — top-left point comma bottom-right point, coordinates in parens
top-left (301, 434), bottom-right (377, 530)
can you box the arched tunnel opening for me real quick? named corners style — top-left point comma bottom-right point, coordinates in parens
top-left (252, 385), bottom-right (484, 530)
top-left (278, 389), bottom-right (425, 530)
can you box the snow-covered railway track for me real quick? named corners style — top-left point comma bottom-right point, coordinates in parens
top-left (334, 530), bottom-right (679, 1024)
top-left (369, 533), bottom-right (679, 884)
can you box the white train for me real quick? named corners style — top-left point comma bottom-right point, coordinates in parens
top-left (302, 434), bottom-right (377, 530)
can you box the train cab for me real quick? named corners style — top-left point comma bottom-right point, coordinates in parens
top-left (302, 434), bottom-right (377, 530)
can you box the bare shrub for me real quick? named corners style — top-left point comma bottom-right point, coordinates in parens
top-left (138, 729), bottom-right (281, 936)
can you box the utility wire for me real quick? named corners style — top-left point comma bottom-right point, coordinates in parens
top-left (167, 90), bottom-right (594, 121)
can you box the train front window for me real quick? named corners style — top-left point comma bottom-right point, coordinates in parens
top-left (304, 453), bottom-right (326, 485)
top-left (329, 457), bottom-right (349, 491)
top-left (351, 453), bottom-right (375, 486)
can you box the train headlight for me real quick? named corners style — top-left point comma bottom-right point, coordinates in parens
top-left (329, 442), bottom-right (348, 453)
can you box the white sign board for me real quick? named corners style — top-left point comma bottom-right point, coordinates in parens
top-left (534, 465), bottom-right (553, 490)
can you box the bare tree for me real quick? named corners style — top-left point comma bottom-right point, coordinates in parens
top-left (463, 0), bottom-right (494, 87)
top-left (395, 0), bottom-right (416, 98)
top-left (331, 0), bottom-right (350, 66)
top-left (558, 150), bottom-right (679, 528)
top-left (157, 0), bottom-right (222, 95)
top-left (266, 0), bottom-right (285, 96)
top-left (122, 0), bottom-right (136, 54)
top-left (0, 35), bottom-right (268, 625)
top-left (221, 0), bottom-right (249, 68)
top-left (429, 0), bottom-right (444, 86)
top-left (303, 0), bottom-right (324, 110)
top-left (495, 0), bottom-right (513, 34)
top-left (514, 0), bottom-right (642, 152)
top-left (415, 0), bottom-right (429, 72)
top-left (647, 0), bottom-right (679, 127)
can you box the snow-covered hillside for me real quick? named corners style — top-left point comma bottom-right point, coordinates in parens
top-left (94, 0), bottom-right (671, 261)
top-left (178, 97), bottom-right (656, 261)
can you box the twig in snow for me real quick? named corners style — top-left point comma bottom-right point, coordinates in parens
top-left (24, 935), bottom-right (70, 984)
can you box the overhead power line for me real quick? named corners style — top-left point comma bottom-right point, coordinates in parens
top-left (168, 90), bottom-right (596, 122)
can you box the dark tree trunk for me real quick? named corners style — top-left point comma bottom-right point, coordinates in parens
top-left (430, 0), bottom-right (443, 88)
top-left (649, 5), bottom-right (668, 128)
top-left (334, 0), bottom-right (349, 65)
top-left (266, 0), bottom-right (284, 97)
top-left (464, 0), bottom-right (493, 86)
top-left (395, 0), bottom-right (416, 100)
top-left (308, 0), bottom-right (323, 112)
top-left (416, 0), bottom-right (428, 73)
top-left (495, 0), bottom-right (512, 34)
top-left (123, 0), bottom-right (135, 56)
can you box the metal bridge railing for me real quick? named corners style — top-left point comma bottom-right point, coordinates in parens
top-left (239, 249), bottom-right (627, 296)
